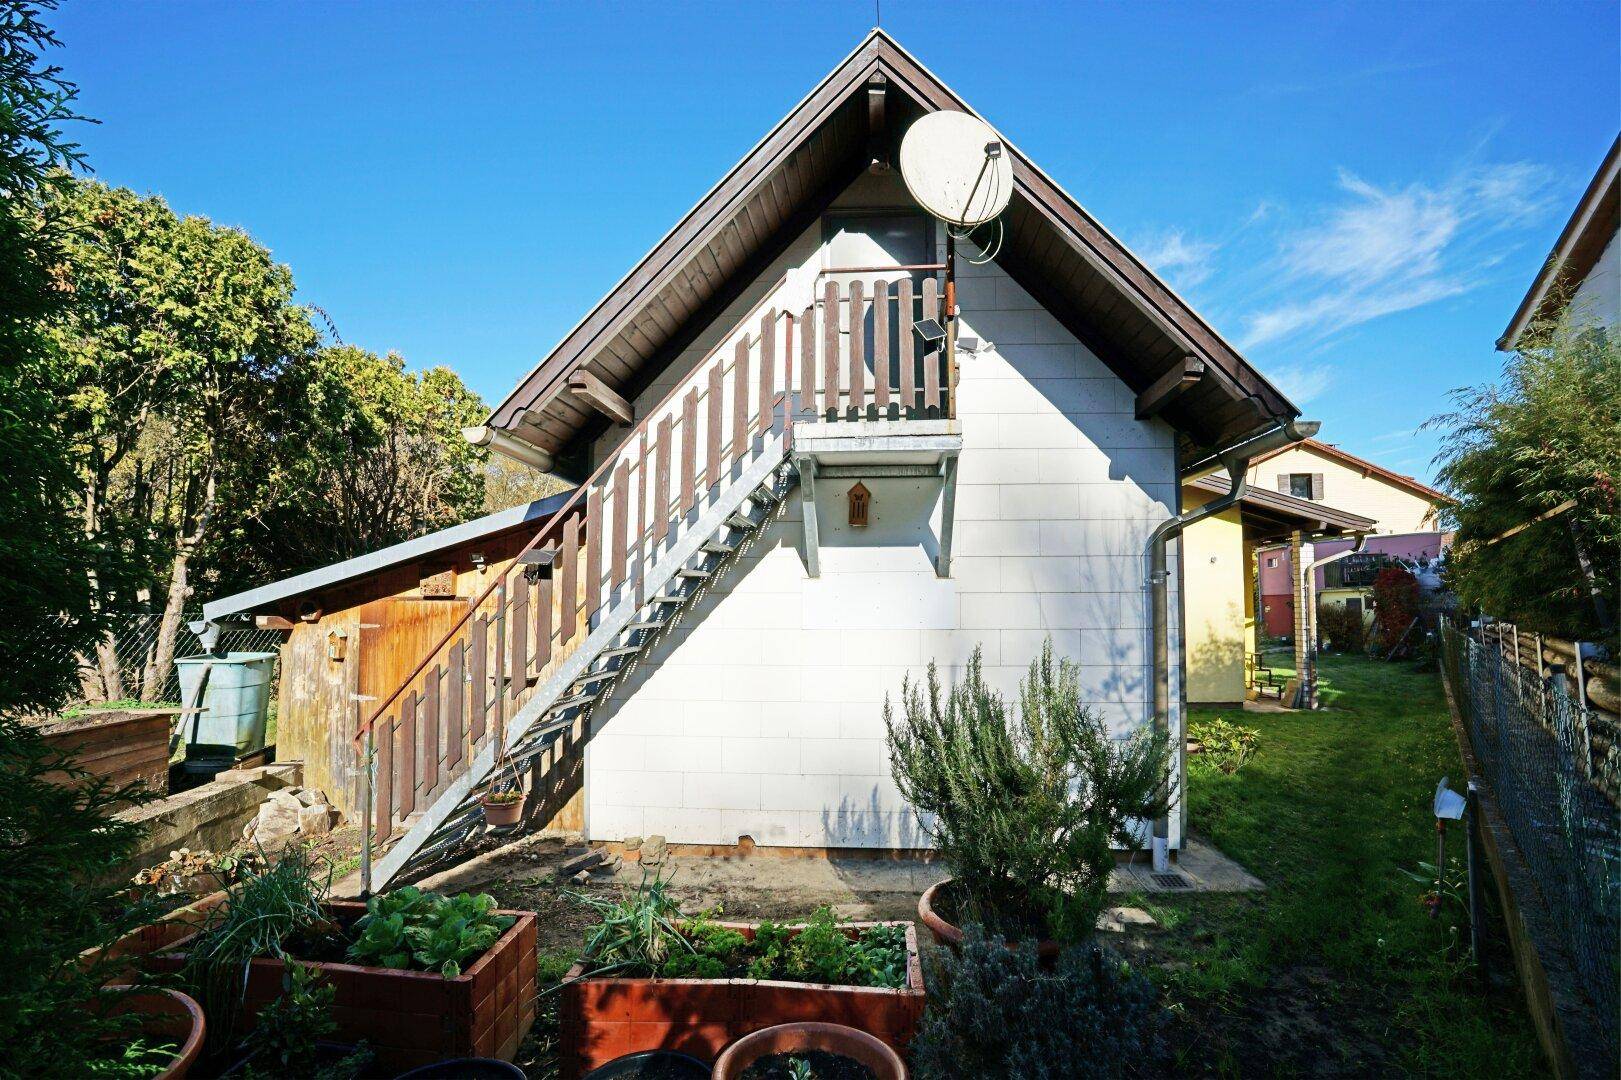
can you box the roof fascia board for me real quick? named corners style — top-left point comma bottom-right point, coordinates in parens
top-left (1188, 473), bottom-right (1375, 533)
top-left (868, 33), bottom-right (1294, 420)
top-left (1499, 134), bottom-right (1621, 351)
top-left (201, 489), bottom-right (577, 621)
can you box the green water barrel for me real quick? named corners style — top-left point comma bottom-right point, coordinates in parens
top-left (174, 651), bottom-right (277, 767)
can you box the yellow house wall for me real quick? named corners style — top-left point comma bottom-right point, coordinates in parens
top-left (1246, 446), bottom-right (1438, 533)
top-left (1182, 489), bottom-right (1248, 705)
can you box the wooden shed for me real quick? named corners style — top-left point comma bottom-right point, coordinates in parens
top-left (202, 492), bottom-right (577, 824)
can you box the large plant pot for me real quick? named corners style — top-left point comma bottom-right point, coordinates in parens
top-left (154, 900), bottom-right (537, 1071)
top-left (918, 878), bottom-right (1060, 965)
top-left (102, 986), bottom-right (206, 1079)
top-left (559, 921), bottom-right (924, 1080)
top-left (713, 1022), bottom-right (905, 1080)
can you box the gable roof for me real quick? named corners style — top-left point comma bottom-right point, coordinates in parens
top-left (1187, 473), bottom-right (1376, 540)
top-left (488, 29), bottom-right (1298, 458)
top-left (1246, 437), bottom-right (1448, 505)
top-left (1499, 133), bottom-right (1620, 351)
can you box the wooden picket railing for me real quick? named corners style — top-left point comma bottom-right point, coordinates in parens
top-left (355, 267), bottom-right (951, 847)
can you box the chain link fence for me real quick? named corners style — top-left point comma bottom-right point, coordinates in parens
top-left (1440, 624), bottom-right (1619, 1054)
top-left (42, 612), bottom-right (287, 711)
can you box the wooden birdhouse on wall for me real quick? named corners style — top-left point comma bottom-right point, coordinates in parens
top-left (847, 482), bottom-right (871, 527)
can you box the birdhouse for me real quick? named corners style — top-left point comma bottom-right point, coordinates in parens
top-left (847, 482), bottom-right (871, 527)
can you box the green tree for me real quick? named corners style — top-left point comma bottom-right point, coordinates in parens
top-left (1429, 314), bottom-right (1620, 640)
top-left (0, 0), bottom-right (104, 716)
top-left (43, 178), bottom-right (319, 698)
top-left (232, 345), bottom-right (490, 584)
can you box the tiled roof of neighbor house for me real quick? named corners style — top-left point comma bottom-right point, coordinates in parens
top-left (1245, 437), bottom-right (1449, 505)
top-left (202, 489), bottom-right (577, 621)
top-left (1499, 133), bottom-right (1620, 351)
top-left (488, 29), bottom-right (1300, 459)
top-left (1188, 473), bottom-right (1376, 540)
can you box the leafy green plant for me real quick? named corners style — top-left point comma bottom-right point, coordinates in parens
top-left (885, 640), bottom-right (1173, 942)
top-left (83, 1038), bottom-right (179, 1079)
top-left (0, 712), bottom-right (168, 1076)
top-left (575, 868), bottom-right (694, 977)
top-left (238, 961), bottom-right (373, 1080)
top-left (1317, 601), bottom-right (1367, 653)
top-left (910, 922), bottom-right (1168, 1080)
top-left (1187, 717), bottom-right (1260, 775)
top-left (346, 887), bottom-right (515, 978)
top-left (178, 844), bottom-right (332, 1055)
top-left (786, 1057), bottom-right (814, 1080)
top-left (1427, 308), bottom-right (1619, 641)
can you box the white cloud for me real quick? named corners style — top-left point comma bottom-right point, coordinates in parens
top-left (1267, 362), bottom-right (1333, 404)
top-left (1135, 229), bottom-right (1219, 290)
top-left (1238, 161), bottom-right (1558, 349)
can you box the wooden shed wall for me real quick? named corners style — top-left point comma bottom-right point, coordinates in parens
top-left (271, 525), bottom-right (584, 831)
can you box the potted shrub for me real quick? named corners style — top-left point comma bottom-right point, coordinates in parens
top-left (154, 852), bottom-right (538, 1072)
top-left (558, 874), bottom-right (924, 1080)
top-left (886, 640), bottom-right (1172, 952)
top-left (713, 1022), bottom-right (906, 1080)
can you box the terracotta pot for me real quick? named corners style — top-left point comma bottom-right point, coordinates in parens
top-left (713, 1022), bottom-right (905, 1080)
top-left (918, 878), bottom-right (1060, 965)
top-left (480, 793), bottom-right (526, 827)
top-left (102, 986), bottom-right (206, 1079)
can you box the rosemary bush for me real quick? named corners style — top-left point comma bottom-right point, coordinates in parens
top-left (885, 640), bottom-right (1172, 941)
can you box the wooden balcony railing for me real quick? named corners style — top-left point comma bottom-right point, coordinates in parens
top-left (355, 269), bottom-right (951, 845)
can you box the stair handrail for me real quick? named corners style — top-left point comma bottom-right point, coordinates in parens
top-left (355, 271), bottom-right (799, 743)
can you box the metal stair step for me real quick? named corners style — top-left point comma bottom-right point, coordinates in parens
top-left (626, 617), bottom-right (667, 631)
top-left (725, 512), bottom-right (756, 530)
top-left (549, 691), bottom-right (599, 714)
top-left (675, 567), bottom-right (711, 579)
top-left (598, 643), bottom-right (643, 659)
top-left (649, 591), bottom-right (686, 605)
top-left (572, 668), bottom-right (619, 687)
top-left (701, 540), bottom-right (736, 555)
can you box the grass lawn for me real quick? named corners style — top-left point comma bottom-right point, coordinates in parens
top-left (1143, 651), bottom-right (1546, 1076)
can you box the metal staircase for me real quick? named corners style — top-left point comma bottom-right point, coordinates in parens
top-left (370, 445), bottom-right (794, 887)
top-left (354, 264), bottom-right (951, 891)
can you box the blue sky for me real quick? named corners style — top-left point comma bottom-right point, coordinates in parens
top-left (52, 1), bottom-right (1619, 483)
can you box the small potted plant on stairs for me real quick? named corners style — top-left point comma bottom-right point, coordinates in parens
top-left (885, 639), bottom-right (1173, 956)
top-left (479, 743), bottom-right (527, 827)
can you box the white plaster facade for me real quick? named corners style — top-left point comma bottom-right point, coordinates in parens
top-left (1570, 228), bottom-right (1620, 333)
top-left (582, 173), bottom-right (1183, 853)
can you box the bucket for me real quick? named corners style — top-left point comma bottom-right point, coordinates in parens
top-left (174, 651), bottom-right (277, 769)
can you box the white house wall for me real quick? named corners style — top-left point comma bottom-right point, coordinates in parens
top-left (583, 173), bottom-right (1183, 852)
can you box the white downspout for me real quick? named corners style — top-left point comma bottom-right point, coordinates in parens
top-left (1296, 533), bottom-right (1370, 709)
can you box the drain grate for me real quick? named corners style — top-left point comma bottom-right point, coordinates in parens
top-left (1151, 873), bottom-right (1192, 889)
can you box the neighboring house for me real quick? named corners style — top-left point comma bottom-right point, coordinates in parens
top-left (1182, 475), bottom-right (1372, 706)
top-left (1258, 530), bottom-right (1450, 638)
top-left (1499, 134), bottom-right (1620, 350)
top-left (1246, 437), bottom-right (1446, 535)
top-left (203, 31), bottom-right (1315, 886)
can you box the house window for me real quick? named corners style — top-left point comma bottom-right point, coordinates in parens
top-left (1288, 473), bottom-right (1314, 500)
top-left (1265, 556), bottom-right (1278, 568)
top-left (824, 213), bottom-right (932, 272)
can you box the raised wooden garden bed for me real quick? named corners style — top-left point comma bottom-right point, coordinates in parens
top-left (154, 899), bottom-right (537, 1070)
top-left (39, 709), bottom-right (173, 797)
top-left (558, 921), bottom-right (925, 1080)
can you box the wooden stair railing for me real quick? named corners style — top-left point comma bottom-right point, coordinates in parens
top-left (354, 268), bottom-right (951, 884)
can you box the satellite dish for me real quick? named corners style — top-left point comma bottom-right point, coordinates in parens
top-left (899, 111), bottom-right (1014, 228)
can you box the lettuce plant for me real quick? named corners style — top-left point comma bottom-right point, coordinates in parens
top-left (347, 887), bottom-right (515, 978)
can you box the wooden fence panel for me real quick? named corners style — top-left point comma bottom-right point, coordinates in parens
top-left (758, 311), bottom-right (775, 434)
top-left (446, 645), bottom-right (464, 772)
top-left (823, 280), bottom-right (840, 416)
top-left (398, 693), bottom-right (417, 818)
top-left (585, 487), bottom-right (602, 622)
top-left (653, 417), bottom-right (671, 545)
top-left (611, 464), bottom-right (628, 589)
top-left (561, 514), bottom-right (580, 644)
top-left (680, 391), bottom-right (697, 516)
top-left (922, 277), bottom-right (940, 414)
top-left (374, 718), bottom-right (393, 842)
top-left (799, 305), bottom-right (815, 414)
top-left (732, 338), bottom-right (750, 455)
top-left (422, 665), bottom-right (441, 796)
top-left (898, 277), bottom-right (915, 415)
top-left (873, 279), bottom-right (890, 415)
top-left (469, 615), bottom-right (487, 743)
top-left (706, 364), bottom-right (724, 488)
